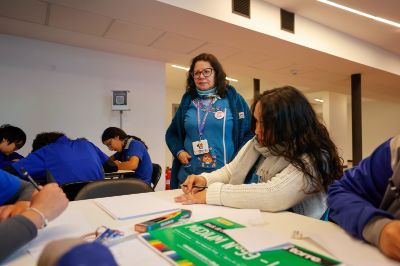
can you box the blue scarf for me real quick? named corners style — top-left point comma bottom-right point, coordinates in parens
top-left (196, 87), bottom-right (216, 98)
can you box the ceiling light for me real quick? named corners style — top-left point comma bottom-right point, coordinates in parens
top-left (317, 0), bottom-right (400, 28)
top-left (314, 98), bottom-right (324, 103)
top-left (226, 77), bottom-right (238, 82)
top-left (171, 64), bottom-right (239, 82)
top-left (171, 64), bottom-right (189, 71)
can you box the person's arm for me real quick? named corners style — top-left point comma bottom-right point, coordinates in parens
top-left (116, 156), bottom-right (139, 170)
top-left (328, 138), bottom-right (394, 243)
top-left (166, 97), bottom-right (187, 158)
top-left (0, 215), bottom-right (38, 262)
top-left (115, 141), bottom-right (146, 171)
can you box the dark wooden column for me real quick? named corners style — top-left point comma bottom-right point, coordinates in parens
top-left (351, 73), bottom-right (362, 166)
top-left (253, 78), bottom-right (260, 100)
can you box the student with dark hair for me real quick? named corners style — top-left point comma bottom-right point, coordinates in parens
top-left (328, 135), bottom-right (400, 262)
top-left (166, 53), bottom-right (253, 189)
top-left (176, 86), bottom-right (343, 219)
top-left (102, 127), bottom-right (152, 184)
top-left (0, 169), bottom-right (68, 262)
top-left (11, 132), bottom-right (114, 185)
top-left (0, 124), bottom-right (26, 169)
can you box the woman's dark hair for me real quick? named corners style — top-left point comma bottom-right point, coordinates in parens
top-left (101, 127), bottom-right (148, 149)
top-left (32, 132), bottom-right (65, 152)
top-left (186, 53), bottom-right (228, 98)
top-left (251, 86), bottom-right (343, 192)
top-left (0, 124), bottom-right (26, 150)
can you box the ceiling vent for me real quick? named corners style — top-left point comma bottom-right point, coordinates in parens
top-left (280, 9), bottom-right (295, 33)
top-left (232, 0), bottom-right (250, 18)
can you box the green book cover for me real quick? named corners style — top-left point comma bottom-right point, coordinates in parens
top-left (139, 217), bottom-right (342, 266)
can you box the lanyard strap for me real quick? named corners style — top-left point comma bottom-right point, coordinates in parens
top-left (194, 98), bottom-right (214, 140)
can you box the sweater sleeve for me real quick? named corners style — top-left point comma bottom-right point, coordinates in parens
top-left (206, 163), bottom-right (310, 212)
top-left (0, 215), bottom-right (38, 262)
top-left (327, 138), bottom-right (394, 243)
top-left (165, 99), bottom-right (186, 158)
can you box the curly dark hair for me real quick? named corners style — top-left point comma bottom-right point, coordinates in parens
top-left (251, 86), bottom-right (343, 192)
top-left (186, 53), bottom-right (228, 98)
top-left (0, 124), bottom-right (26, 150)
top-left (101, 127), bottom-right (148, 149)
top-left (32, 132), bottom-right (65, 152)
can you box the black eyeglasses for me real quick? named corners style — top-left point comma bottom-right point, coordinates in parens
top-left (191, 68), bottom-right (214, 79)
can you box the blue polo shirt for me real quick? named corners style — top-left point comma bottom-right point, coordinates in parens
top-left (113, 138), bottom-right (152, 184)
top-left (13, 136), bottom-right (108, 185)
top-left (0, 169), bottom-right (21, 205)
top-left (0, 152), bottom-right (24, 169)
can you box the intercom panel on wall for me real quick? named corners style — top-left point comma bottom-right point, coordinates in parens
top-left (112, 90), bottom-right (130, 111)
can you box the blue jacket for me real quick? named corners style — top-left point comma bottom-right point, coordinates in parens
top-left (13, 136), bottom-right (109, 185)
top-left (165, 85), bottom-right (253, 189)
top-left (0, 152), bottom-right (23, 169)
top-left (0, 169), bottom-right (22, 205)
top-left (328, 137), bottom-right (395, 241)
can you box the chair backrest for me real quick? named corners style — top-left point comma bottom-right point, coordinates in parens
top-left (151, 163), bottom-right (162, 189)
top-left (61, 181), bottom-right (92, 201)
top-left (74, 178), bottom-right (153, 201)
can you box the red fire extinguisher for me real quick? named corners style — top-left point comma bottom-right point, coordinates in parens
top-left (165, 166), bottom-right (171, 190)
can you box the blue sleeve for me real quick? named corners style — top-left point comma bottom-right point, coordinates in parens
top-left (0, 152), bottom-right (24, 169)
top-left (12, 150), bottom-right (46, 181)
top-left (0, 169), bottom-right (22, 205)
top-left (328, 138), bottom-right (394, 240)
top-left (165, 94), bottom-right (187, 157)
top-left (236, 93), bottom-right (254, 149)
top-left (126, 141), bottom-right (146, 160)
top-left (91, 143), bottom-right (109, 164)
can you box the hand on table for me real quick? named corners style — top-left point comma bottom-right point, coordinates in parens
top-left (174, 174), bottom-right (207, 204)
top-left (0, 201), bottom-right (30, 221)
top-left (379, 220), bottom-right (400, 261)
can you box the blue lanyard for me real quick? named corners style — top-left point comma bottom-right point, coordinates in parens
top-left (194, 98), bottom-right (214, 140)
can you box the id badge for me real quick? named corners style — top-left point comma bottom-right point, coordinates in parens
top-left (192, 139), bottom-right (209, 155)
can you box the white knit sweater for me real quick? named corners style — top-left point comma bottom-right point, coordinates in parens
top-left (202, 139), bottom-right (327, 219)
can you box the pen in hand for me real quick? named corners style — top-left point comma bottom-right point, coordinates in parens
top-left (20, 167), bottom-right (41, 191)
top-left (180, 184), bottom-right (208, 193)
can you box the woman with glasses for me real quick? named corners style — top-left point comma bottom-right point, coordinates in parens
top-left (166, 53), bottom-right (253, 189)
top-left (0, 124), bottom-right (26, 169)
top-left (175, 86), bottom-right (343, 219)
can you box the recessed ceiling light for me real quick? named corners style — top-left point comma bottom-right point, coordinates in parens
top-left (317, 0), bottom-right (400, 28)
top-left (314, 98), bottom-right (324, 103)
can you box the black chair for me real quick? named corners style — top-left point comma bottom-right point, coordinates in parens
top-left (151, 163), bottom-right (162, 189)
top-left (74, 178), bottom-right (153, 201)
top-left (61, 181), bottom-right (92, 201)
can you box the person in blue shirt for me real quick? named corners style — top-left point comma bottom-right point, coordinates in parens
top-left (0, 124), bottom-right (26, 169)
top-left (166, 53), bottom-right (253, 189)
top-left (0, 169), bottom-right (68, 263)
top-left (328, 135), bottom-right (400, 262)
top-left (11, 132), bottom-right (113, 185)
top-left (102, 127), bottom-right (153, 184)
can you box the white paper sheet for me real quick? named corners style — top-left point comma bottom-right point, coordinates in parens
top-left (225, 227), bottom-right (292, 253)
top-left (94, 193), bottom-right (180, 220)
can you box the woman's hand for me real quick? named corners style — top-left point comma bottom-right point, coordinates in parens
top-left (180, 175), bottom-right (207, 194)
top-left (175, 190), bottom-right (206, 204)
top-left (178, 151), bottom-right (192, 165)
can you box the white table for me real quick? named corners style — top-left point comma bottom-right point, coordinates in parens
top-left (4, 190), bottom-right (398, 266)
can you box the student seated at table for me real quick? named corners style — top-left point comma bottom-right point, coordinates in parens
top-left (10, 132), bottom-right (115, 185)
top-left (102, 127), bottom-right (152, 184)
top-left (0, 169), bottom-right (68, 263)
top-left (0, 124), bottom-right (26, 169)
top-left (328, 135), bottom-right (400, 262)
top-left (175, 86), bottom-right (343, 219)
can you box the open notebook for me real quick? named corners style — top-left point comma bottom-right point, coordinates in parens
top-left (94, 193), bottom-right (180, 220)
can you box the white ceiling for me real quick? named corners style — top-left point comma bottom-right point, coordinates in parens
top-left (0, 0), bottom-right (399, 102)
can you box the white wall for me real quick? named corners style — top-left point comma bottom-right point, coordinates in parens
top-left (0, 34), bottom-right (166, 190)
top-left (362, 100), bottom-right (400, 157)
